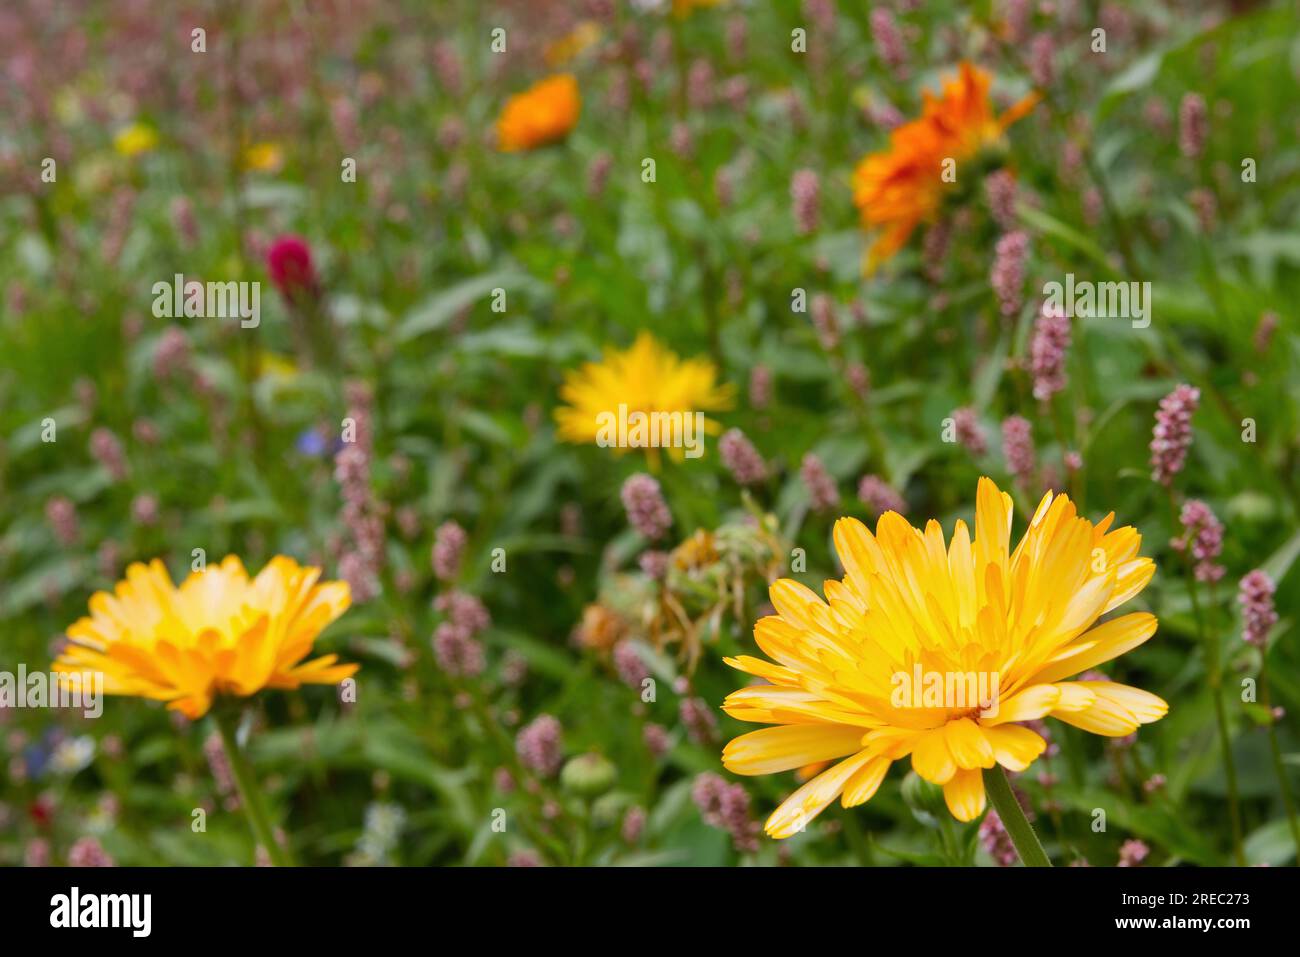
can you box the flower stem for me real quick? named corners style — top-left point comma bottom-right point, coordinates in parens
top-left (1186, 574), bottom-right (1245, 865)
top-left (1259, 660), bottom-right (1300, 859)
top-left (214, 707), bottom-right (293, 867)
top-left (983, 765), bottom-right (1051, 867)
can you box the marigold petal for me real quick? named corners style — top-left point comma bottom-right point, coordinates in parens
top-left (766, 749), bottom-right (876, 838)
top-left (1051, 682), bottom-right (1168, 736)
top-left (723, 724), bottom-right (867, 776)
top-left (945, 717), bottom-right (996, 770)
top-left (943, 767), bottom-right (987, 822)
top-left (840, 755), bottom-right (892, 808)
top-left (983, 724), bottom-right (1047, 772)
top-left (911, 727), bottom-right (957, 784)
top-left (1030, 612), bottom-right (1158, 685)
top-left (1050, 682), bottom-right (1099, 713)
top-left (983, 683), bottom-right (1060, 725)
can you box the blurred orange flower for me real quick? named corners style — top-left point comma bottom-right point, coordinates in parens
top-left (55, 556), bottom-right (356, 719)
top-left (574, 603), bottom-right (628, 652)
top-left (496, 73), bottom-right (581, 152)
top-left (852, 62), bottom-right (1038, 270)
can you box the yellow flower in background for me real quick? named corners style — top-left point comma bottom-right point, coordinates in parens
top-left (55, 556), bottom-right (356, 719)
top-left (496, 73), bottom-right (581, 152)
top-left (852, 62), bottom-right (1038, 270)
top-left (242, 141), bottom-right (285, 173)
top-left (544, 21), bottom-right (603, 67)
top-left (257, 351), bottom-right (300, 381)
top-left (113, 122), bottom-right (158, 157)
top-left (673, 529), bottom-right (719, 571)
top-left (722, 478), bottom-right (1165, 836)
top-left (555, 331), bottom-right (733, 464)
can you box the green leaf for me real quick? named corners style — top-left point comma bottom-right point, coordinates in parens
top-left (1262, 526), bottom-right (1300, 585)
top-left (1244, 818), bottom-right (1298, 866)
top-left (1056, 791), bottom-right (1219, 864)
top-left (0, 555), bottom-right (87, 616)
top-left (1017, 205), bottom-right (1116, 272)
top-left (360, 729), bottom-right (477, 830)
top-left (1102, 51), bottom-right (1164, 102)
top-left (972, 329), bottom-right (1008, 411)
top-left (7, 405), bottom-right (86, 455)
top-left (395, 271), bottom-right (545, 342)
top-left (494, 629), bottom-right (577, 680)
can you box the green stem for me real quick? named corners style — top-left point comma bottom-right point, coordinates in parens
top-left (842, 811), bottom-right (875, 866)
top-left (214, 707), bottom-right (293, 867)
top-left (462, 682), bottom-right (574, 864)
top-left (1187, 573), bottom-right (1245, 865)
top-left (983, 765), bottom-right (1051, 867)
top-left (1259, 660), bottom-right (1300, 859)
top-left (937, 811), bottom-right (961, 865)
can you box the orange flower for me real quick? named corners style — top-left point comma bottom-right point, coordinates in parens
top-left (496, 74), bottom-right (580, 152)
top-left (852, 62), bottom-right (1038, 270)
top-left (574, 602), bottom-right (627, 652)
top-left (55, 556), bottom-right (356, 719)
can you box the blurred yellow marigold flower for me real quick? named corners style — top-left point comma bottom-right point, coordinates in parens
top-left (544, 21), bottom-right (603, 67)
top-left (257, 351), bottom-right (300, 381)
top-left (555, 331), bottom-right (733, 465)
top-left (55, 556), bottom-right (356, 719)
top-left (496, 73), bottom-right (580, 152)
top-left (242, 141), bottom-right (285, 173)
top-left (722, 478), bottom-right (1165, 836)
top-left (113, 122), bottom-right (158, 157)
top-left (852, 62), bottom-right (1037, 270)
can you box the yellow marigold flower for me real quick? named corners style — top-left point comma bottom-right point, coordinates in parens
top-left (242, 141), bottom-right (284, 173)
top-left (554, 331), bottom-right (734, 464)
top-left (113, 122), bottom-right (158, 157)
top-left (721, 478), bottom-right (1165, 836)
top-left (852, 62), bottom-right (1038, 270)
top-left (496, 73), bottom-right (581, 152)
top-left (54, 556), bottom-right (356, 719)
top-left (544, 21), bottom-right (603, 67)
